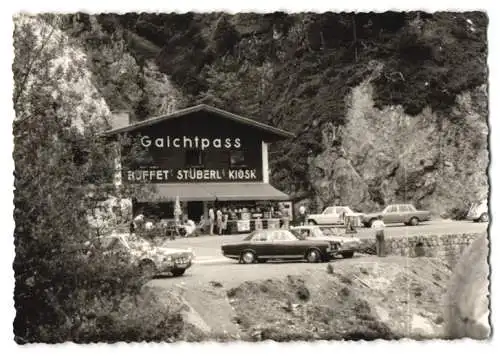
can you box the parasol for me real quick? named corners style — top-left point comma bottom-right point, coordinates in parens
top-left (174, 196), bottom-right (182, 224)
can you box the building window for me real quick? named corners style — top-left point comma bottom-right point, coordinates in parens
top-left (186, 149), bottom-right (204, 167)
top-left (229, 150), bottom-right (246, 167)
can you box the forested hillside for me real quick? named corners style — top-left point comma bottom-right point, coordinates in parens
top-left (58, 12), bottom-right (488, 216)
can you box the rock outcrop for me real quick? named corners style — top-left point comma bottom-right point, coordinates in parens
top-left (308, 69), bottom-right (488, 216)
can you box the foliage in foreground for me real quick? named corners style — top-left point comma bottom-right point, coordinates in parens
top-left (12, 14), bottom-right (175, 343)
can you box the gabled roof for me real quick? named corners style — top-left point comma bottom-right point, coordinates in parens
top-left (102, 104), bottom-right (295, 139)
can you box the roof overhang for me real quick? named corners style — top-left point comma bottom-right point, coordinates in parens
top-left (101, 104), bottom-right (295, 140)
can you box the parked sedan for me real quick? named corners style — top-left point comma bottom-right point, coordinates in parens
top-left (99, 233), bottom-right (194, 277)
top-left (466, 199), bottom-right (488, 223)
top-left (290, 225), bottom-right (362, 259)
top-left (361, 204), bottom-right (431, 227)
top-left (221, 229), bottom-right (338, 264)
top-left (306, 206), bottom-right (363, 225)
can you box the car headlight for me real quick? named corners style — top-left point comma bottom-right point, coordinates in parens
top-left (164, 256), bottom-right (173, 262)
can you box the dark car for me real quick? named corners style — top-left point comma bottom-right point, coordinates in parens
top-left (221, 229), bottom-right (339, 264)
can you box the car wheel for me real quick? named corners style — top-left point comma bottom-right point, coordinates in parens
top-left (305, 249), bottom-right (321, 263)
top-left (241, 250), bottom-right (256, 264)
top-left (308, 219), bottom-right (317, 225)
top-left (138, 259), bottom-right (156, 278)
top-left (479, 213), bottom-right (489, 223)
top-left (341, 251), bottom-right (354, 259)
top-left (171, 269), bottom-right (185, 277)
top-left (409, 217), bottom-right (419, 226)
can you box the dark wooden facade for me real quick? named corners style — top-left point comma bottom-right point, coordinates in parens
top-left (119, 109), bottom-right (283, 184)
top-left (104, 105), bottom-right (294, 222)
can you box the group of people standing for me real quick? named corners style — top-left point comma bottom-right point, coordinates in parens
top-left (207, 206), bottom-right (227, 235)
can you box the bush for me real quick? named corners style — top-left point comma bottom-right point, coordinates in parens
top-left (14, 248), bottom-right (186, 343)
top-left (13, 16), bottom-right (169, 343)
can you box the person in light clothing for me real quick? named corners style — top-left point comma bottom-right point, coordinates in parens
top-left (144, 221), bottom-right (154, 231)
top-left (197, 215), bottom-right (207, 234)
top-left (298, 205), bottom-right (307, 226)
top-left (181, 218), bottom-right (196, 237)
top-left (372, 215), bottom-right (386, 257)
top-left (208, 207), bottom-right (215, 235)
top-left (216, 208), bottom-right (223, 235)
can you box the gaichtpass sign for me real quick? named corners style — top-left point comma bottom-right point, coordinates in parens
top-left (139, 135), bottom-right (242, 150)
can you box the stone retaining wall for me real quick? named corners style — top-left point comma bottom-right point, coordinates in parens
top-left (383, 232), bottom-right (488, 268)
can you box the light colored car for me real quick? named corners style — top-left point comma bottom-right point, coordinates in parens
top-left (290, 225), bottom-right (362, 259)
top-left (361, 204), bottom-right (431, 227)
top-left (466, 199), bottom-right (488, 223)
top-left (306, 206), bottom-right (363, 225)
top-left (99, 233), bottom-right (194, 277)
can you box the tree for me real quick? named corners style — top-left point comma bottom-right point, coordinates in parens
top-left (13, 14), bottom-right (169, 343)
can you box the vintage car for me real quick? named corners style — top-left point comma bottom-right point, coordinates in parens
top-left (221, 229), bottom-right (339, 264)
top-left (306, 206), bottom-right (363, 225)
top-left (361, 204), bottom-right (431, 227)
top-left (99, 233), bottom-right (194, 277)
top-left (290, 225), bottom-right (362, 259)
top-left (466, 199), bottom-right (489, 223)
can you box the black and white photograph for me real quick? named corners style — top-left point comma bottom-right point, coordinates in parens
top-left (8, 4), bottom-right (493, 346)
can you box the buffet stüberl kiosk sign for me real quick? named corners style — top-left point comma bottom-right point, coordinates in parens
top-left (123, 135), bottom-right (260, 183)
top-left (125, 168), bottom-right (259, 182)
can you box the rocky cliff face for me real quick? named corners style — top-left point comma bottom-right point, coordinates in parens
top-left (13, 15), bottom-right (111, 129)
top-left (309, 64), bottom-right (488, 215)
top-left (52, 12), bottom-right (488, 217)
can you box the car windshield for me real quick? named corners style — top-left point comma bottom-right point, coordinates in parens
top-left (100, 235), bottom-right (131, 251)
top-left (346, 207), bottom-right (355, 214)
top-left (318, 226), bottom-right (336, 235)
top-left (290, 229), bottom-right (304, 239)
top-left (385, 206), bottom-right (398, 213)
top-left (309, 227), bottom-right (325, 237)
top-left (335, 207), bottom-right (346, 214)
top-left (323, 207), bottom-right (334, 214)
top-left (127, 237), bottom-right (152, 249)
top-left (243, 231), bottom-right (259, 241)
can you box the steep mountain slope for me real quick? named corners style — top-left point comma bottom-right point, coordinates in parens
top-left (58, 12), bottom-right (488, 216)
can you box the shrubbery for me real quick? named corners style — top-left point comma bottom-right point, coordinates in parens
top-left (13, 15), bottom-right (178, 343)
top-left (15, 249), bottom-right (186, 343)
